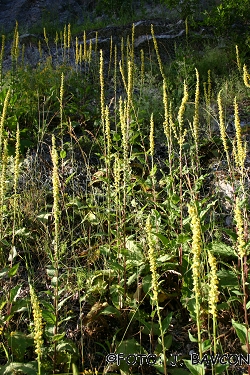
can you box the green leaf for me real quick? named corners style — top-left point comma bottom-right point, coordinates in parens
top-left (8, 263), bottom-right (19, 277)
top-left (208, 241), bottom-right (237, 258)
top-left (11, 298), bottom-right (29, 313)
top-left (201, 339), bottom-right (211, 353)
top-left (117, 339), bottom-right (146, 374)
top-left (168, 368), bottom-right (189, 374)
top-left (10, 285), bottom-right (21, 303)
top-left (188, 330), bottom-right (198, 342)
top-left (101, 305), bottom-right (121, 317)
top-left (162, 312), bottom-right (172, 334)
top-left (58, 294), bottom-right (72, 311)
top-left (183, 360), bottom-right (205, 375)
top-left (157, 254), bottom-right (173, 263)
top-left (0, 361), bottom-right (37, 375)
top-left (217, 269), bottom-right (239, 289)
top-left (152, 233), bottom-right (169, 246)
top-left (46, 265), bottom-right (56, 277)
top-left (7, 332), bottom-right (33, 362)
top-left (42, 310), bottom-right (56, 325)
top-left (246, 301), bottom-right (250, 310)
top-left (57, 340), bottom-right (78, 355)
top-left (36, 212), bottom-right (52, 223)
top-left (60, 149), bottom-right (67, 158)
top-left (232, 319), bottom-right (247, 344)
top-left (51, 276), bottom-right (58, 287)
top-left (0, 267), bottom-right (8, 278)
top-left (53, 332), bottom-right (66, 342)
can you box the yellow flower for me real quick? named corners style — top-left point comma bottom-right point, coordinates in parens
top-left (30, 285), bottom-right (43, 356)
top-left (234, 197), bottom-right (246, 258)
top-left (208, 251), bottom-right (219, 317)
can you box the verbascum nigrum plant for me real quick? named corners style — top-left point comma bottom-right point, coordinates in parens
top-left (67, 23), bottom-right (71, 49)
top-left (12, 124), bottom-right (20, 251)
top-left (94, 31), bottom-right (98, 58)
top-left (243, 64), bottom-right (250, 88)
top-left (203, 70), bottom-right (212, 136)
top-left (108, 36), bottom-right (113, 77)
top-left (233, 98), bottom-right (247, 185)
top-left (151, 24), bottom-right (165, 81)
top-left (217, 90), bottom-right (231, 170)
top-left (192, 68), bottom-right (200, 161)
top-left (177, 80), bottom-right (188, 148)
top-left (0, 88), bottom-right (10, 155)
top-left (88, 38), bottom-right (92, 64)
top-left (146, 214), bottom-right (167, 375)
top-left (100, 50), bottom-right (106, 153)
top-left (75, 36), bottom-right (79, 66)
top-left (188, 203), bottom-right (203, 359)
top-left (29, 284), bottom-right (43, 375)
top-left (140, 49), bottom-right (144, 87)
top-left (43, 27), bottom-right (51, 58)
top-left (11, 22), bottom-right (19, 67)
top-left (60, 72), bottom-right (64, 139)
top-left (235, 45), bottom-right (241, 72)
top-left (234, 197), bottom-right (246, 260)
top-left (54, 31), bottom-right (59, 57)
top-left (234, 196), bottom-right (250, 357)
top-left (83, 30), bottom-right (87, 61)
top-left (208, 251), bottom-right (219, 358)
top-left (51, 135), bottom-right (60, 264)
top-left (0, 139), bottom-right (8, 262)
top-left (0, 34), bottom-right (5, 88)
top-left (51, 134), bottom-right (61, 361)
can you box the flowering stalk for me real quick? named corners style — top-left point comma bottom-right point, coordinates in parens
top-left (234, 197), bottom-right (250, 363)
top-left (188, 203), bottom-right (202, 359)
top-left (30, 285), bottom-right (43, 375)
top-left (146, 215), bottom-right (167, 375)
top-left (208, 251), bottom-right (219, 358)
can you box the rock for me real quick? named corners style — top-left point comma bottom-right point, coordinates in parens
top-left (0, 0), bottom-right (86, 34)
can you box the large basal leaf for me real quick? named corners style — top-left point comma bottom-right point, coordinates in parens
top-left (183, 360), bottom-right (205, 375)
top-left (208, 241), bottom-right (237, 258)
top-left (232, 319), bottom-right (248, 345)
top-left (0, 361), bottom-right (37, 375)
top-left (7, 332), bottom-right (33, 362)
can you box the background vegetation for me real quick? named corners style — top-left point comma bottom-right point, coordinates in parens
top-left (0, 1), bottom-right (250, 374)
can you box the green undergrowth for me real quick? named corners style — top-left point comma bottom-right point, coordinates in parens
top-left (0, 19), bottom-right (250, 375)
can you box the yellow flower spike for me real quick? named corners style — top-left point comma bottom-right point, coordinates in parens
top-left (83, 30), bottom-right (87, 60)
top-left (217, 91), bottom-right (228, 152)
top-left (178, 81), bottom-right (188, 129)
top-left (146, 216), bottom-right (158, 303)
top-left (151, 24), bottom-right (165, 81)
top-left (149, 113), bottom-right (154, 157)
top-left (208, 251), bottom-right (219, 317)
top-left (75, 36), bottom-right (79, 65)
top-left (234, 97), bottom-right (246, 170)
top-left (67, 23), bottom-right (71, 49)
top-left (140, 49), bottom-right (144, 85)
top-left (51, 135), bottom-right (60, 263)
top-left (236, 45), bottom-right (241, 72)
top-left (99, 50), bottom-right (105, 135)
top-left (163, 80), bottom-right (170, 139)
top-left (243, 64), bottom-right (250, 88)
top-left (188, 203), bottom-right (203, 358)
top-left (30, 285), bottom-right (43, 373)
top-left (234, 197), bottom-right (246, 259)
top-left (193, 68), bottom-right (200, 149)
